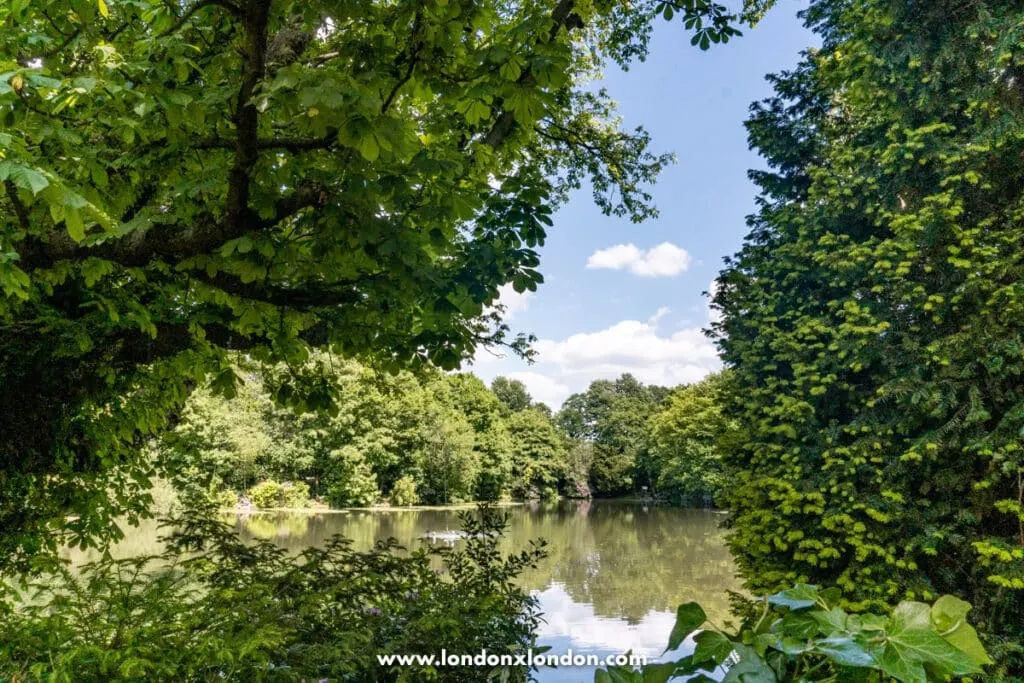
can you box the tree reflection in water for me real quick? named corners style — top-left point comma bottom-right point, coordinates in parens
top-left (231, 500), bottom-right (741, 625)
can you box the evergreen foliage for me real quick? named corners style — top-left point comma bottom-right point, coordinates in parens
top-left (714, 0), bottom-right (1024, 669)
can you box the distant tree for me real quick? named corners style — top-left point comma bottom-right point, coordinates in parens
top-left (446, 374), bottom-right (513, 500)
top-left (647, 374), bottom-right (731, 506)
top-left (506, 408), bottom-right (567, 500)
top-left (491, 377), bottom-right (533, 413)
top-left (555, 374), bottom-right (662, 496)
top-left (416, 407), bottom-right (478, 505)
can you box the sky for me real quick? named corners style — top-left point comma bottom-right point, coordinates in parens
top-left (469, 2), bottom-right (815, 409)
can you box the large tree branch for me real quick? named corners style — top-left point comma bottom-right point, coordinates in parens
top-left (189, 270), bottom-right (368, 309)
top-left (17, 183), bottom-right (327, 270)
top-left (4, 181), bottom-right (31, 232)
top-left (195, 135), bottom-right (337, 152)
top-left (224, 0), bottom-right (272, 237)
top-left (482, 0), bottom-right (580, 150)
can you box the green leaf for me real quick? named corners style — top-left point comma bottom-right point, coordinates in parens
top-left (877, 643), bottom-right (927, 683)
top-left (692, 630), bottom-right (734, 665)
top-left (941, 621), bottom-right (991, 668)
top-left (665, 602), bottom-right (706, 653)
top-left (640, 662), bottom-right (675, 683)
top-left (930, 595), bottom-right (969, 633)
top-left (811, 606), bottom-right (848, 633)
top-left (882, 608), bottom-right (981, 681)
top-left (721, 644), bottom-right (776, 683)
top-left (65, 208), bottom-right (85, 242)
top-left (776, 610), bottom-right (820, 639)
top-left (813, 636), bottom-right (876, 668)
top-left (98, 0), bottom-right (109, 18)
top-left (767, 584), bottom-right (819, 610)
top-left (0, 160), bottom-right (49, 194)
top-left (358, 134), bottom-right (380, 162)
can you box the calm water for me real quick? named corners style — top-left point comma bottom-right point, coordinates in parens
top-left (81, 500), bottom-right (742, 682)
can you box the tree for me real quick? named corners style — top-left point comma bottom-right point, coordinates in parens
top-left (506, 408), bottom-right (567, 499)
top-left (646, 373), bottom-right (730, 506)
top-left (491, 376), bottom-right (533, 414)
top-left (160, 379), bottom-right (275, 498)
top-left (0, 0), bottom-right (767, 570)
top-left (714, 0), bottom-right (1024, 669)
top-left (446, 374), bottom-right (513, 501)
top-left (556, 374), bottom-right (666, 496)
top-left (416, 406), bottom-right (478, 504)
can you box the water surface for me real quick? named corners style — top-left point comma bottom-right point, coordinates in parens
top-left (79, 500), bottom-right (741, 681)
top-left (232, 501), bottom-right (741, 681)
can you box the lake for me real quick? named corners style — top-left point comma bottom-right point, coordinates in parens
top-left (76, 500), bottom-right (742, 682)
top-left (238, 500), bottom-right (740, 681)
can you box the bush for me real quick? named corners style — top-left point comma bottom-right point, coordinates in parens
top-left (0, 508), bottom-right (546, 682)
top-left (211, 487), bottom-right (238, 510)
top-left (389, 476), bottom-right (419, 506)
top-left (246, 480), bottom-right (283, 508)
top-left (280, 481), bottom-right (309, 508)
top-left (598, 583), bottom-right (991, 682)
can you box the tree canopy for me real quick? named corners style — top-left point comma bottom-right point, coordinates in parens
top-left (0, 0), bottom-right (768, 571)
top-left (714, 0), bottom-right (1024, 669)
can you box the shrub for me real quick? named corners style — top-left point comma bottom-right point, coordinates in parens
top-left (0, 508), bottom-right (546, 682)
top-left (598, 583), bottom-right (991, 682)
top-left (211, 487), bottom-right (238, 510)
top-left (280, 481), bottom-right (309, 508)
top-left (246, 480), bottom-right (284, 508)
top-left (389, 476), bottom-right (419, 507)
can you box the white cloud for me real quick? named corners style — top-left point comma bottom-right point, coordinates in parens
top-left (586, 242), bottom-right (692, 277)
top-left (531, 311), bottom-right (720, 389)
top-left (472, 307), bottom-right (722, 409)
top-left (505, 371), bottom-right (571, 409)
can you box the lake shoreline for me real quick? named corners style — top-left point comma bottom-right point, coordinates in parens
top-left (223, 496), bottom-right (722, 515)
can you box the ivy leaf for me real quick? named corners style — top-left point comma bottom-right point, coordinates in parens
top-left (665, 603), bottom-right (706, 653)
top-left (931, 595), bottom-right (990, 667)
top-left (930, 595), bottom-right (969, 632)
top-left (692, 630), bottom-right (734, 665)
top-left (811, 606), bottom-right (848, 633)
top-left (639, 662), bottom-right (675, 683)
top-left (721, 644), bottom-right (776, 683)
top-left (880, 607), bottom-right (981, 682)
top-left (813, 636), bottom-right (876, 668)
top-left (767, 584), bottom-right (819, 610)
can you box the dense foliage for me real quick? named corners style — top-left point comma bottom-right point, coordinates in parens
top-left (159, 357), bottom-right (582, 507)
top-left (0, 507), bottom-right (546, 682)
top-left (646, 373), bottom-right (732, 506)
top-left (714, 0), bottom-right (1024, 672)
top-left (556, 373), bottom-right (729, 502)
top-left (598, 583), bottom-right (991, 682)
top-left (0, 0), bottom-right (776, 571)
top-left (160, 362), bottom-right (733, 511)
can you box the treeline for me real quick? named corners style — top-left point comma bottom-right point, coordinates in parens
top-left (156, 355), bottom-right (729, 509)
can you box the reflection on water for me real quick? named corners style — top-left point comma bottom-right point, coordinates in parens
top-left (234, 500), bottom-right (741, 681)
top-left (76, 501), bottom-right (741, 682)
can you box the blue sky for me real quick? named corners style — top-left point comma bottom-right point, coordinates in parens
top-left (470, 2), bottom-right (814, 408)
